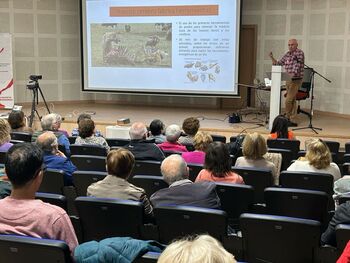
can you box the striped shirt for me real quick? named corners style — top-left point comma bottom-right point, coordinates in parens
top-left (277, 48), bottom-right (304, 78)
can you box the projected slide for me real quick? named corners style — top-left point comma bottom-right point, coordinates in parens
top-left (81, 0), bottom-right (240, 96)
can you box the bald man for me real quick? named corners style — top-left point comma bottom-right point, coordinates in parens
top-left (269, 39), bottom-right (304, 127)
top-left (125, 122), bottom-right (165, 161)
top-left (36, 131), bottom-right (76, 185)
top-left (150, 154), bottom-right (220, 209)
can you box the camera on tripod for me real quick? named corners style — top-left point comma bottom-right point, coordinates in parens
top-left (26, 75), bottom-right (42, 90)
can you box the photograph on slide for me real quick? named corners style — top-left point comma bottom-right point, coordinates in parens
top-left (91, 23), bottom-right (172, 68)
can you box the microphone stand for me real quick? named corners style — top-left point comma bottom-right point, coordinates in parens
top-left (293, 64), bottom-right (331, 134)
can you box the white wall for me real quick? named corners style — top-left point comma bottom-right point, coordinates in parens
top-left (242, 0), bottom-right (350, 114)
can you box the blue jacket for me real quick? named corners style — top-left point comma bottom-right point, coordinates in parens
top-left (74, 237), bottom-right (163, 263)
top-left (43, 154), bottom-right (77, 186)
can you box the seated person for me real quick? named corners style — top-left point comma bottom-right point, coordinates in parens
top-left (31, 113), bottom-right (71, 155)
top-left (196, 142), bottom-right (244, 184)
top-left (0, 119), bottom-right (13, 152)
top-left (269, 115), bottom-right (295, 140)
top-left (150, 154), bottom-right (221, 209)
top-left (235, 133), bottom-right (277, 183)
top-left (87, 148), bottom-right (152, 215)
top-left (75, 118), bottom-right (110, 152)
top-left (0, 143), bottom-right (78, 254)
top-left (125, 122), bottom-right (165, 161)
top-left (287, 138), bottom-right (341, 181)
top-left (333, 175), bottom-right (350, 208)
top-left (50, 113), bottom-right (69, 138)
top-left (158, 124), bottom-right (188, 153)
top-left (178, 117), bottom-right (200, 145)
top-left (8, 110), bottom-right (33, 134)
top-left (36, 131), bottom-right (77, 186)
top-left (182, 131), bottom-right (213, 165)
top-left (148, 119), bottom-right (166, 144)
top-left (158, 234), bottom-right (237, 263)
top-left (71, 113), bottom-right (102, 137)
top-left (322, 201), bottom-right (350, 247)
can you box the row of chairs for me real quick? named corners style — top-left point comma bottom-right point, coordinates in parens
top-left (26, 191), bottom-right (350, 263)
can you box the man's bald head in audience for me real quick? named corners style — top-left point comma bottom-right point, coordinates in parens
top-left (129, 122), bottom-right (148, 140)
top-left (161, 154), bottom-right (189, 185)
top-left (36, 131), bottom-right (58, 155)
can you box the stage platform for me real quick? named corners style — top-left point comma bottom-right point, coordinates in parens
top-left (13, 101), bottom-right (350, 150)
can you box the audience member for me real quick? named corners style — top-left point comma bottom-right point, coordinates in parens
top-left (322, 201), bottom-right (350, 247)
top-left (195, 142), bottom-right (244, 184)
top-left (50, 113), bottom-right (69, 138)
top-left (36, 131), bottom-right (76, 186)
top-left (333, 175), bottom-right (350, 208)
top-left (158, 124), bottom-right (188, 153)
top-left (287, 138), bottom-right (341, 181)
top-left (158, 234), bottom-right (236, 263)
top-left (87, 148), bottom-right (153, 215)
top-left (182, 131), bottom-right (212, 165)
top-left (31, 113), bottom-right (71, 155)
top-left (150, 154), bottom-right (220, 209)
top-left (0, 143), bottom-right (78, 254)
top-left (235, 133), bottom-right (277, 183)
top-left (178, 117), bottom-right (200, 145)
top-left (125, 122), bottom-right (165, 161)
top-left (7, 110), bottom-right (33, 133)
top-left (337, 240), bottom-right (350, 263)
top-left (75, 118), bottom-right (110, 151)
top-left (148, 119), bottom-right (166, 143)
top-left (71, 113), bottom-right (102, 137)
top-left (0, 119), bottom-right (13, 152)
top-left (269, 115), bottom-right (295, 139)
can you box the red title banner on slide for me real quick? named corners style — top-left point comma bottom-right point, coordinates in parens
top-left (110, 5), bottom-right (219, 17)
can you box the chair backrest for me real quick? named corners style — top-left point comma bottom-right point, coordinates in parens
top-left (339, 193), bottom-right (350, 205)
top-left (10, 140), bottom-right (23, 144)
top-left (75, 196), bottom-right (143, 242)
top-left (10, 132), bottom-right (32, 142)
top-left (71, 155), bottom-right (106, 172)
top-left (131, 160), bottom-right (162, 177)
top-left (336, 224), bottom-right (350, 252)
top-left (0, 151), bottom-right (7, 165)
top-left (106, 138), bottom-right (130, 147)
top-left (68, 136), bottom-right (77, 144)
top-left (280, 171), bottom-right (333, 195)
top-left (211, 134), bottom-right (226, 143)
top-left (268, 148), bottom-right (293, 171)
top-left (187, 163), bottom-right (203, 182)
top-left (267, 139), bottom-right (300, 160)
top-left (70, 144), bottom-right (107, 157)
top-left (73, 171), bottom-right (107, 196)
top-left (0, 234), bottom-right (71, 263)
top-left (240, 213), bottom-right (321, 263)
top-left (38, 168), bottom-right (65, 194)
top-left (279, 171), bottom-right (334, 210)
top-left (215, 183), bottom-right (254, 228)
top-left (35, 192), bottom-right (67, 211)
top-left (231, 166), bottom-right (273, 203)
top-left (264, 187), bottom-right (329, 224)
top-left (154, 205), bottom-right (227, 244)
top-left (162, 150), bottom-right (183, 157)
top-left (129, 175), bottom-right (168, 198)
top-left (323, 140), bottom-right (340, 154)
top-left (345, 142), bottom-right (350, 154)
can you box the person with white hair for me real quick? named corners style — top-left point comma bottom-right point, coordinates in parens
top-left (31, 113), bottom-right (71, 155)
top-left (124, 122), bottom-right (165, 161)
top-left (150, 154), bottom-right (220, 209)
top-left (36, 131), bottom-right (76, 186)
top-left (158, 124), bottom-right (188, 153)
top-left (158, 234), bottom-right (236, 263)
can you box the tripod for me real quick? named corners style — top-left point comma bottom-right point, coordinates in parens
top-left (28, 79), bottom-right (51, 127)
top-left (293, 65), bottom-right (331, 134)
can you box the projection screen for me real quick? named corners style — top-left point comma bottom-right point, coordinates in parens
top-left (81, 0), bottom-right (241, 97)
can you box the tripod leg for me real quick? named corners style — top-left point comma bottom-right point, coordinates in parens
top-left (28, 89), bottom-right (38, 128)
top-left (38, 86), bottom-right (51, 114)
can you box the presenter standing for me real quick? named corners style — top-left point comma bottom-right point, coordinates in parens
top-left (269, 39), bottom-right (304, 127)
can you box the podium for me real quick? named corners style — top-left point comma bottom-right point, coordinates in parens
top-left (267, 65), bottom-right (291, 130)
